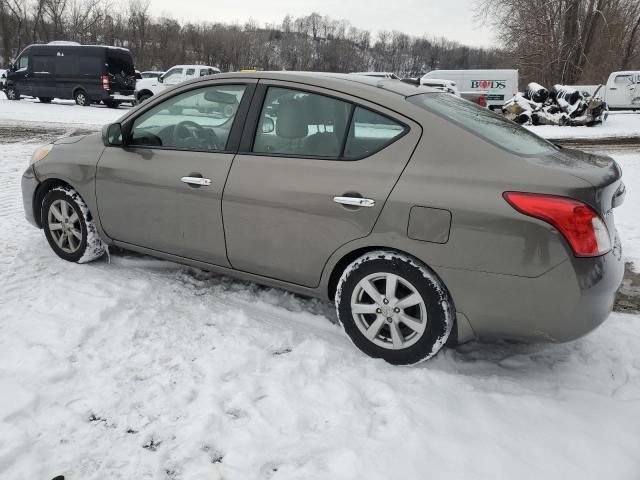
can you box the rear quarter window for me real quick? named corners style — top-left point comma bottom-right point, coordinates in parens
top-left (343, 107), bottom-right (407, 159)
top-left (408, 93), bottom-right (556, 156)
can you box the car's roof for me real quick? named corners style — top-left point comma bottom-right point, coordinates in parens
top-left (172, 65), bottom-right (219, 69)
top-left (203, 71), bottom-right (435, 98)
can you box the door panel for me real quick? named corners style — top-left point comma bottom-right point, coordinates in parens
top-left (95, 81), bottom-right (254, 266)
top-left (96, 148), bottom-right (233, 265)
top-left (31, 55), bottom-right (57, 98)
top-left (223, 84), bottom-right (421, 287)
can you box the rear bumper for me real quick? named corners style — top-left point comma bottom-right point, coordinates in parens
top-left (21, 165), bottom-right (39, 228)
top-left (438, 231), bottom-right (624, 343)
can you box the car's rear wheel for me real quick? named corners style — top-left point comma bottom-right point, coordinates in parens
top-left (42, 186), bottom-right (106, 263)
top-left (6, 86), bottom-right (19, 100)
top-left (39, 97), bottom-right (52, 103)
top-left (336, 251), bottom-right (454, 365)
top-left (74, 90), bottom-right (90, 106)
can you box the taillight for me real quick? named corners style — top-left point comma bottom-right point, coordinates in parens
top-left (478, 96), bottom-right (486, 107)
top-left (102, 75), bottom-right (110, 91)
top-left (503, 192), bottom-right (611, 257)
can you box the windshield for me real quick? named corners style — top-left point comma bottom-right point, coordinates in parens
top-left (408, 93), bottom-right (557, 156)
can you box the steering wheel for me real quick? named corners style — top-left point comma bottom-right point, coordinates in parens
top-left (172, 120), bottom-right (219, 150)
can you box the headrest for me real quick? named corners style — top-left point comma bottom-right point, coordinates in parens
top-left (276, 100), bottom-right (309, 139)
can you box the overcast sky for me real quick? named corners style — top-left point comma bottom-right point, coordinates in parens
top-left (150, 0), bottom-right (496, 47)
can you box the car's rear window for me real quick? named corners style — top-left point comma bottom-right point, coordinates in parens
top-left (106, 50), bottom-right (135, 75)
top-left (407, 93), bottom-right (557, 156)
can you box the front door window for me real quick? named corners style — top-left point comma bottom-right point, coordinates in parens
top-left (130, 84), bottom-right (246, 152)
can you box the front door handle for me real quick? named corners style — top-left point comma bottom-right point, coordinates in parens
top-left (181, 176), bottom-right (212, 187)
top-left (333, 196), bottom-right (375, 208)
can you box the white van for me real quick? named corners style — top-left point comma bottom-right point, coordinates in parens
top-left (421, 69), bottom-right (518, 109)
top-left (573, 71), bottom-right (640, 110)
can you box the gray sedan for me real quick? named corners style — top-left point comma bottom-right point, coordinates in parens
top-left (21, 72), bottom-right (625, 364)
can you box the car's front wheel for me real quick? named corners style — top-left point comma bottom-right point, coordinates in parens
top-left (6, 85), bottom-right (19, 100)
top-left (336, 251), bottom-right (454, 365)
top-left (42, 186), bottom-right (106, 263)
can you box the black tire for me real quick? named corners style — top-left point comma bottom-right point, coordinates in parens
top-left (74, 89), bottom-right (90, 106)
top-left (6, 85), bottom-right (20, 100)
top-left (137, 93), bottom-right (152, 103)
top-left (104, 100), bottom-right (119, 108)
top-left (336, 251), bottom-right (454, 365)
top-left (39, 97), bottom-right (52, 103)
top-left (42, 186), bottom-right (106, 263)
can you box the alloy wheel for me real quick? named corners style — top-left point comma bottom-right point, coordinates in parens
top-left (350, 272), bottom-right (427, 350)
top-left (47, 199), bottom-right (82, 254)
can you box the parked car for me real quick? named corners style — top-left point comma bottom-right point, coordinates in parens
top-left (135, 65), bottom-right (220, 103)
top-left (403, 77), bottom-right (488, 107)
top-left (351, 72), bottom-right (400, 80)
top-left (21, 72), bottom-right (624, 365)
top-left (419, 78), bottom-right (460, 96)
top-left (4, 42), bottom-right (136, 107)
top-left (422, 69), bottom-right (518, 109)
top-left (140, 70), bottom-right (165, 79)
top-left (573, 71), bottom-right (640, 110)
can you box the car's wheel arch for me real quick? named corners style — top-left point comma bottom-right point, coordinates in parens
top-left (33, 178), bottom-right (94, 229)
top-left (325, 244), bottom-right (460, 346)
top-left (136, 89), bottom-right (154, 101)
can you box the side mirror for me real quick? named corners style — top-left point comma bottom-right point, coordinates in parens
top-left (135, 71), bottom-right (142, 80)
top-left (102, 122), bottom-right (123, 146)
top-left (261, 117), bottom-right (275, 134)
top-left (157, 75), bottom-right (164, 83)
top-left (10, 62), bottom-right (16, 71)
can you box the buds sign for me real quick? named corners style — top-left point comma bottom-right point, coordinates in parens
top-left (471, 80), bottom-right (506, 89)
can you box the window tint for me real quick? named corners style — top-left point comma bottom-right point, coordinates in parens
top-left (79, 56), bottom-right (102, 75)
top-left (408, 93), bottom-right (556, 156)
top-left (107, 52), bottom-right (135, 75)
top-left (57, 55), bottom-right (79, 75)
top-left (33, 56), bottom-right (55, 74)
top-left (253, 87), bottom-right (351, 158)
top-left (343, 107), bottom-right (407, 159)
top-left (130, 84), bottom-right (246, 152)
top-left (186, 68), bottom-right (196, 76)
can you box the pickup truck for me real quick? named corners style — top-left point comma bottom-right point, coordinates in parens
top-left (575, 71), bottom-right (640, 110)
top-left (135, 64), bottom-right (221, 103)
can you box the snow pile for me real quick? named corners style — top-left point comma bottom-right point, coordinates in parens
top-left (503, 83), bottom-right (608, 127)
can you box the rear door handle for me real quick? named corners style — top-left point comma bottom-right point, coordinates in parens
top-left (181, 176), bottom-right (211, 186)
top-left (333, 196), bottom-right (375, 207)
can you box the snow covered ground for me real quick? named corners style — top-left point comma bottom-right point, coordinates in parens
top-left (1, 99), bottom-right (640, 480)
top-left (525, 110), bottom-right (640, 140)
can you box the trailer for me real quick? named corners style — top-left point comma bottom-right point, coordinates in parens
top-left (421, 69), bottom-right (518, 109)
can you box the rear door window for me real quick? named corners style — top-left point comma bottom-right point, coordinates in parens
top-left (107, 53), bottom-right (135, 76)
top-left (253, 87), bottom-right (351, 158)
